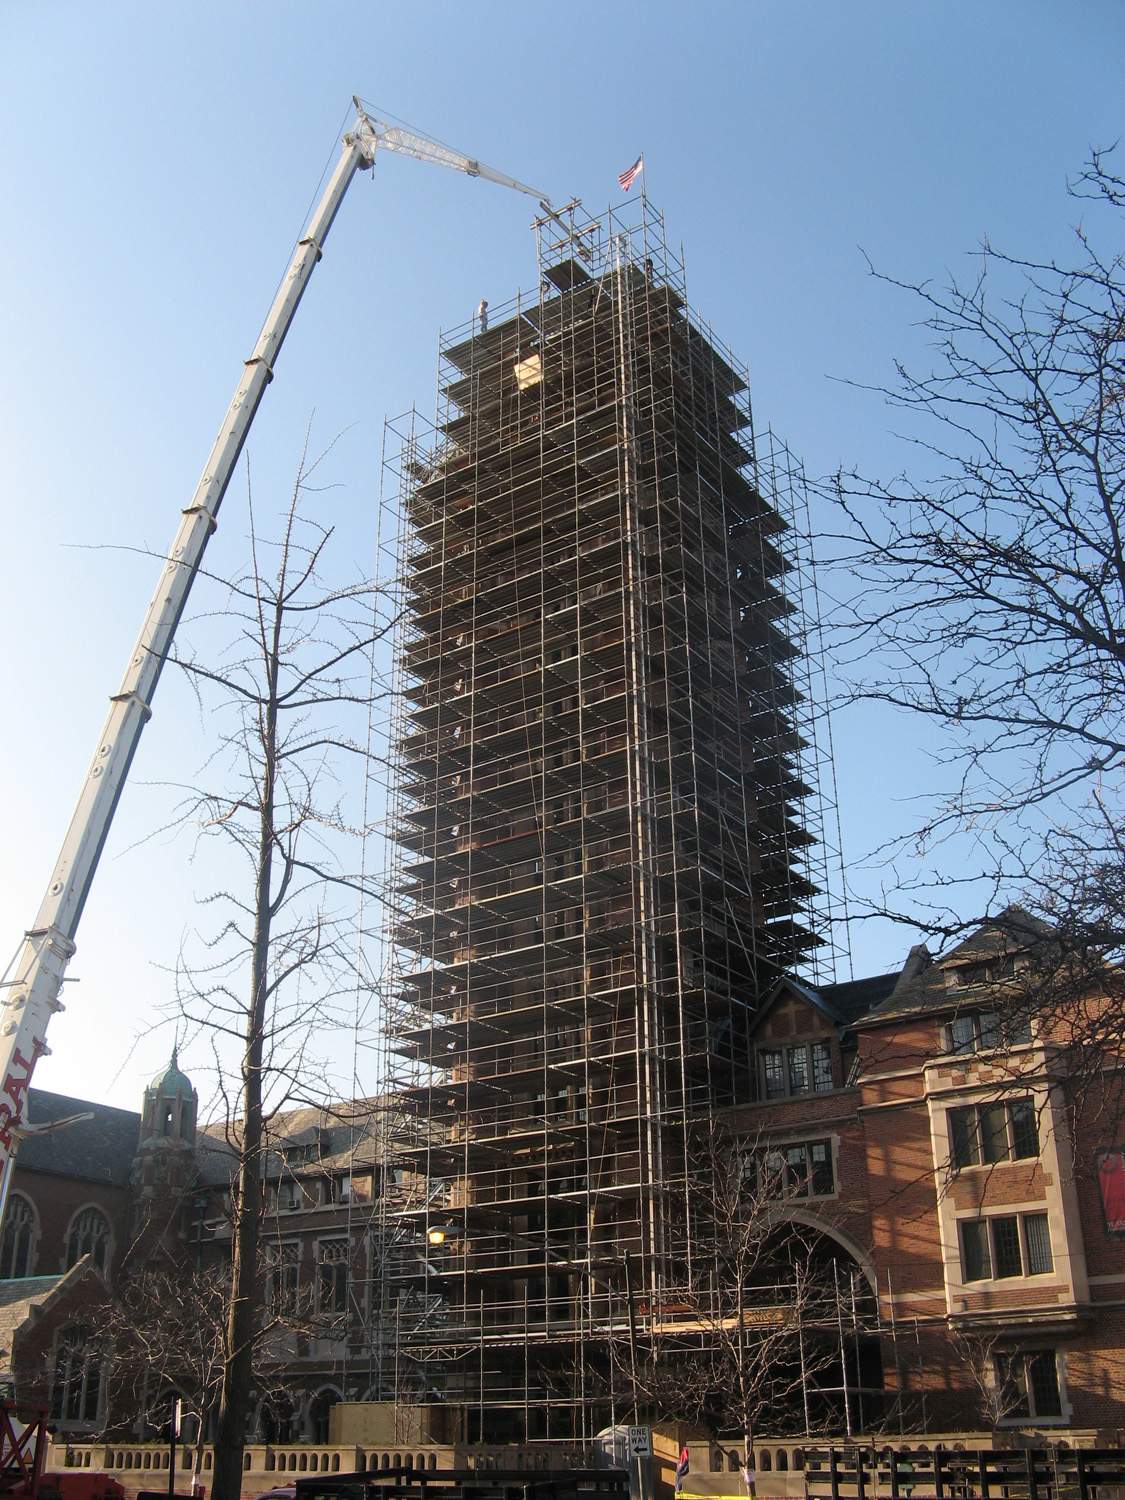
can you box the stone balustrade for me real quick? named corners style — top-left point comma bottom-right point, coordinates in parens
top-left (46, 1440), bottom-right (588, 1497)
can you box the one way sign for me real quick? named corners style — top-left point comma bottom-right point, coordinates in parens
top-left (628, 1427), bottom-right (652, 1457)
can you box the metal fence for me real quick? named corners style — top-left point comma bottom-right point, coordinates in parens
top-left (804, 1447), bottom-right (1125, 1500)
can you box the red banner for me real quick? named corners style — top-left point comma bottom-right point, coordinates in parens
top-left (1097, 1149), bottom-right (1125, 1234)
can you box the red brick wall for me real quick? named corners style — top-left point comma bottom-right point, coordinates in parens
top-left (10, 1268), bottom-right (112, 1413)
top-left (12, 1170), bottom-right (131, 1284)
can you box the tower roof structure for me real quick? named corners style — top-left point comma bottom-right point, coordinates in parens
top-left (145, 1047), bottom-right (194, 1100)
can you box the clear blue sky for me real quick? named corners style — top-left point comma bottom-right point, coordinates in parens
top-left (1, 0), bottom-right (1120, 1109)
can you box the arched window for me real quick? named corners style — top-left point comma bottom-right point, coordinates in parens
top-left (51, 1323), bottom-right (103, 1425)
top-left (66, 1207), bottom-right (111, 1273)
top-left (0, 1194), bottom-right (37, 1278)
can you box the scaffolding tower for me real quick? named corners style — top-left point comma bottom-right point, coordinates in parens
top-left (378, 196), bottom-right (843, 1442)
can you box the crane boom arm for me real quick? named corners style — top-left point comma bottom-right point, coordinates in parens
top-left (375, 124), bottom-right (545, 198)
top-left (0, 100), bottom-right (550, 1208)
top-left (0, 110), bottom-right (378, 1174)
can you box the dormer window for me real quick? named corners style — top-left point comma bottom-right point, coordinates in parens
top-left (951, 955), bottom-right (1018, 988)
top-left (283, 1143), bottom-right (317, 1166)
top-left (760, 1040), bottom-right (833, 1100)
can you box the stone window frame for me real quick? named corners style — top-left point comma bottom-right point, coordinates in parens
top-left (264, 1238), bottom-right (302, 1315)
top-left (315, 1235), bottom-right (351, 1317)
top-left (0, 1191), bottom-right (38, 1278)
top-left (948, 1097), bottom-right (1039, 1170)
top-left (993, 1348), bottom-right (1068, 1423)
top-left (757, 1039), bottom-right (835, 1101)
top-left (942, 1007), bottom-right (1032, 1056)
top-left (50, 1321), bottom-right (105, 1427)
top-left (958, 1209), bottom-right (1054, 1282)
top-left (64, 1203), bottom-right (113, 1276)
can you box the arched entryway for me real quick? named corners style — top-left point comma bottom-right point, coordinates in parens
top-left (746, 1217), bottom-right (885, 1435)
top-left (256, 1392), bottom-right (298, 1445)
top-left (307, 1388), bottom-right (341, 1443)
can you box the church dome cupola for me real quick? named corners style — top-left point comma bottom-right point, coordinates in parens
top-left (140, 1047), bottom-right (197, 1146)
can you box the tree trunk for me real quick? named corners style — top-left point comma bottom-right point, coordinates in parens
top-left (210, 631), bottom-right (279, 1500)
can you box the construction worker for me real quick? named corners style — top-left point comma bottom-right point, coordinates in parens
top-left (477, 298), bottom-right (489, 333)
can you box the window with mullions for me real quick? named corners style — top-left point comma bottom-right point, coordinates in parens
top-left (954, 956), bottom-right (1018, 989)
top-left (317, 1239), bottom-right (350, 1316)
top-left (265, 1242), bottom-right (300, 1315)
top-left (788, 1047), bottom-right (809, 1094)
top-left (946, 1009), bottom-right (1031, 1054)
top-left (949, 1098), bottom-right (1038, 1168)
top-left (761, 1050), bottom-right (786, 1100)
top-left (66, 1207), bottom-right (111, 1273)
top-left (51, 1324), bottom-right (103, 1425)
top-left (759, 1041), bottom-right (834, 1100)
top-left (811, 1044), bottom-right (833, 1092)
top-left (759, 1141), bottom-right (835, 1199)
top-left (960, 1212), bottom-right (1053, 1281)
top-left (995, 1350), bottom-right (1063, 1419)
top-left (0, 1193), bottom-right (37, 1279)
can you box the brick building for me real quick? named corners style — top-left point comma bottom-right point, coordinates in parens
top-left (3, 909), bottom-right (1124, 1448)
top-left (733, 909), bottom-right (1125, 1440)
top-left (0, 1060), bottom-right (385, 1445)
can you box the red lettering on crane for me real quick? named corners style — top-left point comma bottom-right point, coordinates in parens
top-left (0, 1040), bottom-right (45, 1152)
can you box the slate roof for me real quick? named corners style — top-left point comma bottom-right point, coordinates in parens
top-left (12, 1082), bottom-right (385, 1193)
top-left (752, 969), bottom-right (902, 1037)
top-left (18, 1089), bottom-right (140, 1187)
top-left (195, 1098), bottom-right (385, 1187)
top-left (856, 906), bottom-right (1054, 1027)
top-left (818, 970), bottom-right (901, 1025)
top-left (0, 1276), bottom-right (61, 1367)
top-left (0, 1261), bottom-right (103, 1368)
top-left (0, 1276), bottom-right (60, 1311)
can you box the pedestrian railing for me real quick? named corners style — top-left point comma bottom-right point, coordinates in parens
top-left (804, 1447), bottom-right (1125, 1500)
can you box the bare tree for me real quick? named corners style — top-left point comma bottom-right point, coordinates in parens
top-left (104, 1240), bottom-right (352, 1479)
top-left (611, 1125), bottom-right (861, 1456)
top-left (948, 1326), bottom-right (1030, 1434)
top-left (154, 432), bottom-right (394, 1500)
top-left (823, 150), bottom-right (1125, 1074)
top-left (104, 1263), bottom-right (241, 1476)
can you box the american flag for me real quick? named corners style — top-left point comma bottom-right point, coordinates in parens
top-left (618, 154), bottom-right (644, 193)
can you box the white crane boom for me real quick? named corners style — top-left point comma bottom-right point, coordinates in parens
top-left (0, 102), bottom-right (548, 1212)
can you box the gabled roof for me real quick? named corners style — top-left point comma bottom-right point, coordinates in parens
top-left (857, 906), bottom-right (1054, 1027)
top-left (752, 970), bottom-right (900, 1035)
top-left (18, 1089), bottom-right (140, 1187)
top-left (0, 1276), bottom-right (61, 1312)
top-left (818, 970), bottom-right (901, 1025)
top-left (0, 1259), bottom-right (105, 1369)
